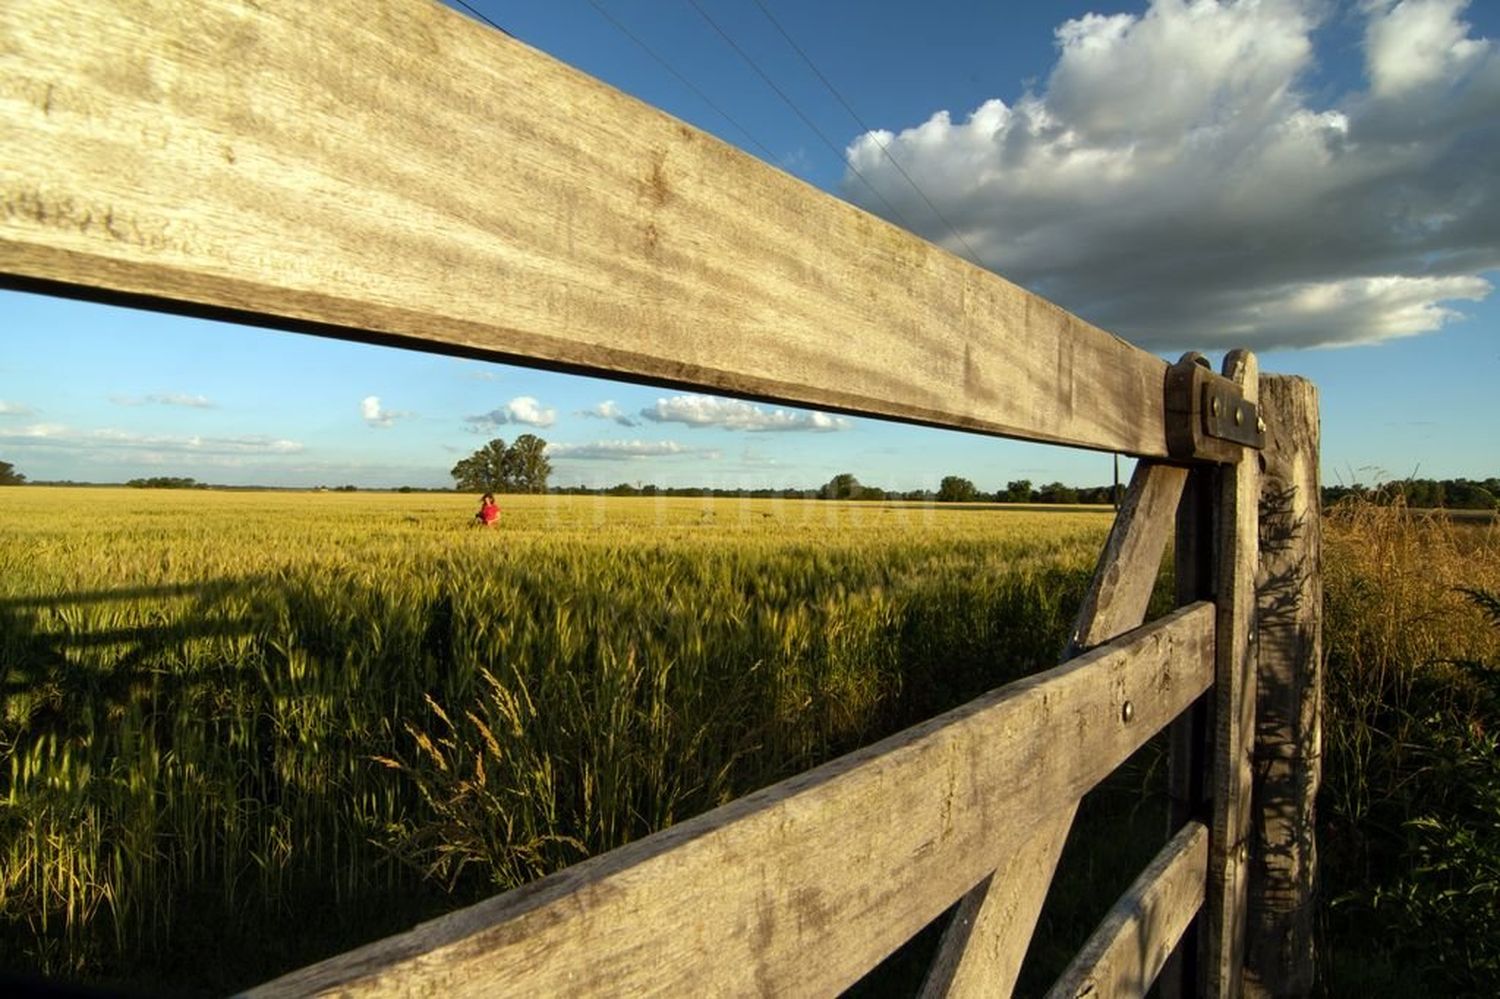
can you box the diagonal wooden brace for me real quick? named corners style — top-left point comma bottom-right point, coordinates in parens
top-left (920, 460), bottom-right (1189, 997)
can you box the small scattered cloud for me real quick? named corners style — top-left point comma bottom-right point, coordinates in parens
top-left (3, 422), bottom-right (68, 439)
top-left (0, 423), bottom-right (303, 456)
top-left (110, 392), bottom-right (216, 409)
top-left (545, 440), bottom-right (722, 461)
top-left (577, 400), bottom-right (639, 427)
top-left (505, 396), bottom-right (557, 427)
top-left (640, 394), bottom-right (853, 433)
top-left (465, 395), bottom-right (557, 431)
top-left (361, 395), bottom-right (412, 428)
top-left (0, 400), bottom-right (34, 416)
top-left (153, 392), bottom-right (214, 408)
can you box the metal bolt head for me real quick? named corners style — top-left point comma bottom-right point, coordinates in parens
top-left (1122, 700), bottom-right (1135, 723)
top-left (1211, 397), bottom-right (1221, 417)
top-left (1234, 406), bottom-right (1244, 426)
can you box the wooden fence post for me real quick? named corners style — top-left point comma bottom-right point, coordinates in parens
top-left (1201, 350), bottom-right (1260, 998)
top-left (1245, 375), bottom-right (1321, 996)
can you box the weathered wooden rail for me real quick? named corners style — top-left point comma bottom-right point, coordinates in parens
top-left (0, 1), bottom-right (1322, 995)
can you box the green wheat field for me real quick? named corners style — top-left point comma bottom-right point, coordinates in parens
top-left (2, 487), bottom-right (1126, 992)
top-left (5, 487), bottom-right (1498, 995)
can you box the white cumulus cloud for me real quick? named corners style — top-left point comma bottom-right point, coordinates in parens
top-left (545, 440), bottom-right (722, 460)
top-left (843, 0), bottom-right (1500, 351)
top-left (361, 395), bottom-right (412, 428)
top-left (1365, 0), bottom-right (1491, 98)
top-left (465, 395), bottom-right (557, 431)
top-left (640, 394), bottom-right (853, 432)
top-left (0, 400), bottom-right (34, 416)
top-left (578, 400), bottom-right (639, 427)
top-left (506, 396), bottom-right (556, 427)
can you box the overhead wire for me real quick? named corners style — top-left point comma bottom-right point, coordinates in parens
top-left (454, 0), bottom-right (984, 269)
top-left (449, 0), bottom-right (513, 37)
top-left (748, 0), bottom-right (988, 269)
top-left (584, 0), bottom-right (783, 165)
top-left (681, 0), bottom-right (918, 233)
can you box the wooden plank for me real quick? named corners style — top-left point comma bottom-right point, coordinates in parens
top-left (1066, 460), bottom-right (1189, 657)
top-left (1167, 465), bottom-right (1217, 829)
top-left (1045, 822), bottom-right (1210, 999)
top-left (918, 803), bottom-right (1078, 998)
top-left (1204, 350), bottom-right (1261, 998)
top-left (922, 459), bottom-right (1185, 997)
top-left (0, 0), bottom-right (1170, 456)
top-left (1244, 375), bottom-right (1321, 998)
top-left (1160, 464), bottom-right (1216, 999)
top-left (246, 604), bottom-right (1216, 998)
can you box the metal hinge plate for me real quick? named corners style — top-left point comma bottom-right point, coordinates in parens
top-left (1165, 352), bottom-right (1265, 462)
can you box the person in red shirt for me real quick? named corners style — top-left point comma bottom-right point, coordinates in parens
top-left (473, 492), bottom-right (499, 526)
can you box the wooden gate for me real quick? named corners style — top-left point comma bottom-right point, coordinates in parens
top-left (0, 1), bottom-right (1322, 995)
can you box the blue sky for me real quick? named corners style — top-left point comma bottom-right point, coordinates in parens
top-left (2, 0), bottom-right (1497, 491)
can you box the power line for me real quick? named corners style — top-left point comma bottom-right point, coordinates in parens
top-left (682, 0), bottom-right (918, 233)
top-left (748, 0), bottom-right (988, 269)
top-left (454, 0), bottom-right (979, 267)
top-left (585, 0), bottom-right (782, 165)
top-left (449, 0), bottom-right (513, 37)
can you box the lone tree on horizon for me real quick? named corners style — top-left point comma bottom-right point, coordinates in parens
top-left (0, 459), bottom-right (25, 485)
top-left (451, 434), bottom-right (551, 494)
top-left (937, 475), bottom-right (978, 503)
top-left (818, 472), bottom-right (865, 500)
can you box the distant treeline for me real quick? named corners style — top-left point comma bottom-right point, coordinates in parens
top-left (118, 479), bottom-right (402, 492)
top-left (557, 474), bottom-right (1500, 511)
top-left (549, 475), bottom-right (1122, 505)
top-left (126, 476), bottom-right (207, 490)
top-left (1324, 477), bottom-right (1500, 511)
top-left (32, 472), bottom-right (1500, 511)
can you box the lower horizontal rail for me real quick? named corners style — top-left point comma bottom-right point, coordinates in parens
top-left (1046, 821), bottom-right (1211, 999)
top-left (247, 603), bottom-right (1215, 998)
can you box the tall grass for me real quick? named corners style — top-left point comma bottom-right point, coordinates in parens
top-left (1320, 498), bottom-right (1500, 994)
top-left (1, 487), bottom-right (1110, 992)
top-left (16, 486), bottom-right (1496, 993)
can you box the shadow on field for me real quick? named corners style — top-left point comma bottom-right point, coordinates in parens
top-left (0, 577), bottom-right (271, 735)
top-left (1, 572), bottom-right (464, 994)
top-left (3, 552), bottom-right (1145, 995)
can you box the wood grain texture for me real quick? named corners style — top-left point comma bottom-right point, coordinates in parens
top-left (1066, 460), bottom-right (1189, 657)
top-left (924, 459), bottom-right (1186, 997)
top-left (1244, 375), bottom-right (1321, 998)
top-left (1203, 351), bottom-right (1261, 999)
top-left (1045, 822), bottom-right (1210, 999)
top-left (245, 604), bottom-right (1216, 998)
top-left (918, 804), bottom-right (1078, 998)
top-left (0, 0), bottom-right (1170, 455)
top-left (1159, 465), bottom-right (1217, 999)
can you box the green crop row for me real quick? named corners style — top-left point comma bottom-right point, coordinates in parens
top-left (1, 488), bottom-right (1115, 992)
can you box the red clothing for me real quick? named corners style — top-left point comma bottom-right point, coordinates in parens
top-left (478, 501), bottom-right (499, 525)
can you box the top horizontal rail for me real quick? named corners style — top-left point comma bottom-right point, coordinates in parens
top-left (0, 0), bottom-right (1171, 456)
